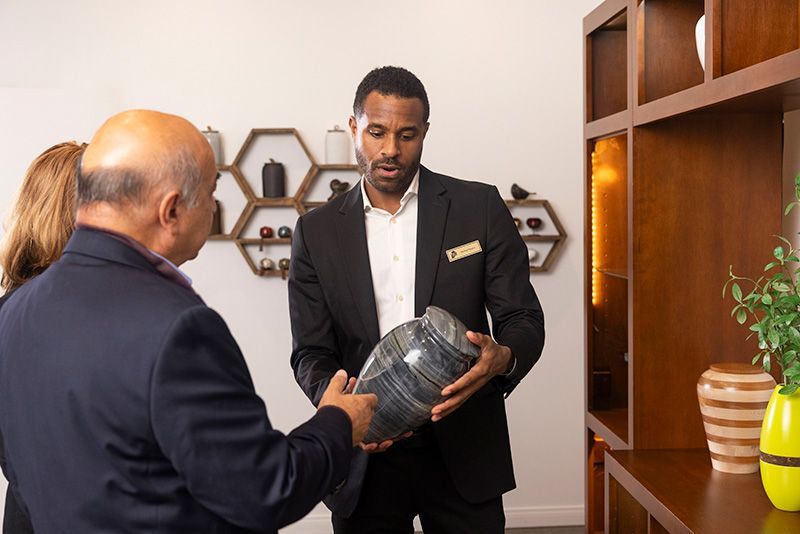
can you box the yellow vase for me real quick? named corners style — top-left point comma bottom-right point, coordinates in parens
top-left (760, 385), bottom-right (800, 511)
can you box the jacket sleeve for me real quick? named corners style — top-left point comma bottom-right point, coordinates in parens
top-left (150, 305), bottom-right (352, 532)
top-left (484, 186), bottom-right (546, 394)
top-left (288, 216), bottom-right (344, 406)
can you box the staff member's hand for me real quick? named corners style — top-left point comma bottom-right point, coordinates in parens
top-left (431, 331), bottom-right (513, 422)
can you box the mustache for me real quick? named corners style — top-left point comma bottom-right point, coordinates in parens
top-left (371, 159), bottom-right (403, 170)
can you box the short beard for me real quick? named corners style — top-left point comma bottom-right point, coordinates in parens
top-left (356, 147), bottom-right (419, 195)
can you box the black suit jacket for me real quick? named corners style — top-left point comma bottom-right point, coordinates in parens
top-left (0, 228), bottom-right (353, 533)
top-left (289, 166), bottom-right (545, 515)
top-left (0, 290), bottom-right (34, 534)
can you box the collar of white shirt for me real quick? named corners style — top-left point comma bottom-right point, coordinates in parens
top-left (360, 169), bottom-right (420, 215)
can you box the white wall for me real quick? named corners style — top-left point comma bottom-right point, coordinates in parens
top-left (0, 1), bottom-right (602, 531)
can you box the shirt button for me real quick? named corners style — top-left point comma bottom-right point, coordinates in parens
top-left (390, 218), bottom-right (397, 224)
top-left (393, 255), bottom-right (400, 262)
top-left (398, 295), bottom-right (404, 302)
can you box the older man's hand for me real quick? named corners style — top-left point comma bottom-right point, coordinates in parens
top-left (430, 331), bottom-right (513, 422)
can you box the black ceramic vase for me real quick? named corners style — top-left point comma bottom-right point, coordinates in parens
top-left (353, 306), bottom-right (479, 443)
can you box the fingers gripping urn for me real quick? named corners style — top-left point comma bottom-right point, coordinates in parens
top-left (353, 306), bottom-right (479, 443)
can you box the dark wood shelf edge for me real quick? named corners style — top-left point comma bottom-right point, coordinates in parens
top-left (605, 451), bottom-right (691, 534)
top-left (583, 0), bottom-right (627, 35)
top-left (594, 268), bottom-right (628, 280)
top-left (585, 110), bottom-right (629, 140)
top-left (238, 238), bottom-right (292, 245)
top-left (317, 164), bottom-right (359, 171)
top-left (586, 410), bottom-right (630, 450)
top-left (521, 234), bottom-right (563, 242)
top-left (635, 48), bottom-right (800, 126)
top-left (206, 234), bottom-right (232, 241)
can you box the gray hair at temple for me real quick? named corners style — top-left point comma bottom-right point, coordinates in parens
top-left (77, 146), bottom-right (203, 208)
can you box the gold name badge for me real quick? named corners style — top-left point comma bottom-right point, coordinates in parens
top-left (446, 240), bottom-right (483, 262)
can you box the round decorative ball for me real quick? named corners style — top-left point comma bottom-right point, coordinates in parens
top-left (259, 257), bottom-right (274, 270)
top-left (696, 363), bottom-right (775, 473)
top-left (278, 226), bottom-right (292, 238)
top-left (278, 258), bottom-right (290, 270)
top-left (259, 226), bottom-right (274, 239)
top-left (526, 217), bottom-right (542, 231)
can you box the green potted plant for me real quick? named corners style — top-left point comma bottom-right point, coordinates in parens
top-left (723, 173), bottom-right (800, 512)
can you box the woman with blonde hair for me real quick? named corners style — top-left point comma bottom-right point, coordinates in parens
top-left (0, 140), bottom-right (86, 533)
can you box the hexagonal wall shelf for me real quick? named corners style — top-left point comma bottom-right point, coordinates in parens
top-left (207, 127), bottom-right (567, 277)
top-left (505, 198), bottom-right (567, 272)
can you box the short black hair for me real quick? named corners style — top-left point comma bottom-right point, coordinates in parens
top-left (353, 66), bottom-right (430, 122)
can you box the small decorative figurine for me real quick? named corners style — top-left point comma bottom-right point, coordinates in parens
top-left (528, 248), bottom-right (539, 264)
top-left (328, 178), bottom-right (350, 201)
top-left (526, 217), bottom-right (543, 231)
top-left (202, 126), bottom-right (224, 166)
top-left (259, 257), bottom-right (274, 271)
top-left (511, 183), bottom-right (533, 200)
top-left (278, 258), bottom-right (290, 270)
top-left (512, 217), bottom-right (522, 229)
top-left (259, 226), bottom-right (273, 251)
top-left (209, 200), bottom-right (223, 236)
top-left (325, 125), bottom-right (350, 164)
top-left (277, 226), bottom-right (292, 238)
top-left (262, 159), bottom-right (285, 198)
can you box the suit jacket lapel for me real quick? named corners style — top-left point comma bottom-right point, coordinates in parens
top-left (336, 185), bottom-right (381, 346)
top-left (414, 167), bottom-right (449, 317)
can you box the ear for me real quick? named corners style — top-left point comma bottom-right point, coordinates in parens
top-left (348, 115), bottom-right (358, 139)
top-left (157, 190), bottom-right (182, 233)
top-left (422, 122), bottom-right (430, 139)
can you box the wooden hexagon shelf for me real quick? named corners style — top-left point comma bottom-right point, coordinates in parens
top-left (208, 127), bottom-right (567, 276)
top-left (505, 198), bottom-right (567, 272)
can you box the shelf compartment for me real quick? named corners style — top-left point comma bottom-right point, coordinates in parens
top-left (636, 0), bottom-right (705, 105)
top-left (590, 135), bottom-right (628, 276)
top-left (586, 432), bottom-right (612, 534)
top-left (632, 112), bottom-right (782, 449)
top-left (716, 0), bottom-right (800, 77)
top-left (587, 409), bottom-right (629, 449)
top-left (587, 8), bottom-right (628, 121)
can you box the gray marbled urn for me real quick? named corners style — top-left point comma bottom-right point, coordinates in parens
top-left (353, 306), bottom-right (479, 443)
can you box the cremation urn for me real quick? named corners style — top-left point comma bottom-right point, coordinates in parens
top-left (353, 306), bottom-right (479, 443)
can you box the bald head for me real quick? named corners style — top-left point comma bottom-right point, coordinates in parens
top-left (79, 110), bottom-right (213, 208)
top-left (76, 110), bottom-right (219, 266)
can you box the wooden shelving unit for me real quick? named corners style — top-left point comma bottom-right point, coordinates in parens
top-left (584, 1), bottom-right (790, 531)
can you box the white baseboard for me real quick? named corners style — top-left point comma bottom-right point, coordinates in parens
top-left (279, 505), bottom-right (585, 533)
top-left (505, 505), bottom-right (584, 528)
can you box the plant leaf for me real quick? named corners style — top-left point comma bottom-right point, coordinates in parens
top-left (764, 353), bottom-right (772, 373)
top-left (779, 384), bottom-right (799, 395)
top-left (775, 246), bottom-right (785, 261)
top-left (762, 294), bottom-right (774, 306)
top-left (753, 353), bottom-right (762, 365)
top-left (736, 308), bottom-right (747, 324)
top-left (732, 283), bottom-right (743, 302)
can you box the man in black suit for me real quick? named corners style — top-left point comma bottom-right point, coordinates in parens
top-left (289, 66), bottom-right (545, 533)
top-left (0, 110), bottom-right (377, 533)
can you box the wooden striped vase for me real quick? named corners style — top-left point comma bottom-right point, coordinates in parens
top-left (697, 363), bottom-right (776, 474)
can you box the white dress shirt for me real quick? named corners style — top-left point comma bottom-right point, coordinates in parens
top-left (362, 171), bottom-right (420, 338)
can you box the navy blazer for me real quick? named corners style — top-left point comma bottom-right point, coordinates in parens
top-left (0, 289), bottom-right (34, 534)
top-left (289, 166), bottom-right (545, 515)
top-left (0, 228), bottom-right (353, 533)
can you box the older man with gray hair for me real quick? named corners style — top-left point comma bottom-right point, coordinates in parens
top-left (0, 109), bottom-right (376, 533)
